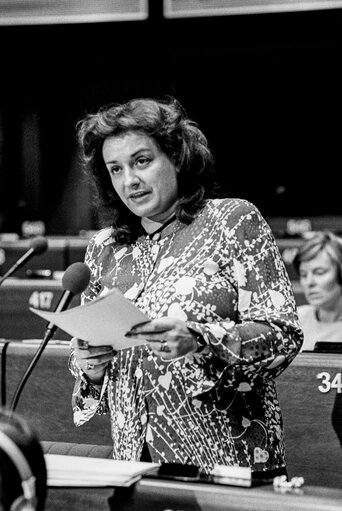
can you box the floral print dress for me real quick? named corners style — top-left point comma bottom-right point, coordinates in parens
top-left (69, 198), bottom-right (303, 474)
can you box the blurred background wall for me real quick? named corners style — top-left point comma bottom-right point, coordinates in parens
top-left (0, 0), bottom-right (341, 236)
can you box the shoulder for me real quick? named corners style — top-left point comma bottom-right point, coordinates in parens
top-left (206, 197), bottom-right (256, 211)
top-left (204, 198), bottom-right (268, 234)
top-left (205, 198), bottom-right (263, 218)
top-left (85, 227), bottom-right (116, 256)
top-left (89, 227), bottom-right (115, 247)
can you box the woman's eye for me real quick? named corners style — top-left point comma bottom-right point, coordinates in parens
top-left (109, 166), bottom-right (121, 175)
top-left (136, 156), bottom-right (150, 167)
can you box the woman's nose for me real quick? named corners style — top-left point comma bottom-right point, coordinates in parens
top-left (123, 168), bottom-right (140, 187)
top-left (304, 273), bottom-right (316, 287)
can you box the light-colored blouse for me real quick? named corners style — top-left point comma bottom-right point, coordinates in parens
top-left (298, 304), bottom-right (342, 351)
top-left (69, 198), bottom-right (303, 474)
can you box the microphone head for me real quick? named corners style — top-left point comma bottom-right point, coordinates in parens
top-left (62, 262), bottom-right (91, 295)
top-left (29, 236), bottom-right (48, 255)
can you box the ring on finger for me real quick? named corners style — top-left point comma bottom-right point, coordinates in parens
top-left (86, 360), bottom-right (95, 370)
top-left (159, 340), bottom-right (170, 353)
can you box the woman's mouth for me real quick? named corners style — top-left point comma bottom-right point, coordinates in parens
top-left (307, 292), bottom-right (321, 301)
top-left (128, 190), bottom-right (151, 201)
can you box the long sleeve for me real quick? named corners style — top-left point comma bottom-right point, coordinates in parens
top-left (185, 200), bottom-right (303, 395)
top-left (68, 228), bottom-right (115, 426)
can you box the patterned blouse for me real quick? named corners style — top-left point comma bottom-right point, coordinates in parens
top-left (69, 198), bottom-right (303, 474)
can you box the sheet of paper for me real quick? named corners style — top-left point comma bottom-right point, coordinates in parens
top-left (30, 288), bottom-right (150, 348)
top-left (45, 454), bottom-right (158, 487)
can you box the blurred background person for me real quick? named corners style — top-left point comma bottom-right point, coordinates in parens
top-left (293, 231), bottom-right (342, 351)
top-left (0, 408), bottom-right (47, 511)
top-left (294, 231), bottom-right (342, 453)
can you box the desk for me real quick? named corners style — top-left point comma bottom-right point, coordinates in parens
top-left (44, 478), bottom-right (342, 511)
top-left (277, 351), bottom-right (342, 488)
top-left (0, 238), bottom-right (67, 278)
top-left (1, 345), bottom-right (341, 490)
top-left (0, 340), bottom-right (112, 446)
top-left (0, 278), bottom-right (80, 340)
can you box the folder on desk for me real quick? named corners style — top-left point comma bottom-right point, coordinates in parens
top-left (45, 454), bottom-right (159, 487)
top-left (144, 462), bottom-right (252, 488)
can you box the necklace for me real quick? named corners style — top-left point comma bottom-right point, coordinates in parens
top-left (145, 214), bottom-right (177, 241)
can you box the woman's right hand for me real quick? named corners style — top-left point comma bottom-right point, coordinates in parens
top-left (70, 338), bottom-right (115, 384)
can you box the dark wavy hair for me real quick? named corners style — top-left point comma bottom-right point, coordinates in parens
top-left (76, 97), bottom-right (218, 244)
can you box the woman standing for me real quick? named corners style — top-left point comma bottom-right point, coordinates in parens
top-left (69, 97), bottom-right (303, 477)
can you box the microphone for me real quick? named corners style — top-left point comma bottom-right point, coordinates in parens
top-left (0, 236), bottom-right (48, 286)
top-left (10, 261), bottom-right (91, 412)
top-left (44, 261), bottom-right (91, 341)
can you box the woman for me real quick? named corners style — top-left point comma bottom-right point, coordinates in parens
top-left (69, 97), bottom-right (303, 477)
top-left (293, 230), bottom-right (342, 351)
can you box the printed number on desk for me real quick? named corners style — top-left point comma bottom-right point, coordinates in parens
top-left (29, 291), bottom-right (54, 310)
top-left (317, 372), bottom-right (342, 393)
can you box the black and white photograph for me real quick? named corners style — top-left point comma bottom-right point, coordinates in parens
top-left (0, 2), bottom-right (342, 510)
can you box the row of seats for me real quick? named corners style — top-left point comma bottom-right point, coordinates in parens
top-left (0, 235), bottom-right (306, 341)
top-left (0, 235), bottom-right (302, 280)
top-left (0, 278), bottom-right (306, 341)
top-left (0, 236), bottom-right (89, 279)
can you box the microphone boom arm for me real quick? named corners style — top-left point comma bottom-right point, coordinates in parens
top-left (9, 262), bottom-right (90, 412)
top-left (10, 326), bottom-right (57, 412)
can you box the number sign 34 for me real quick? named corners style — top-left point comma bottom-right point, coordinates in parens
top-left (317, 372), bottom-right (342, 393)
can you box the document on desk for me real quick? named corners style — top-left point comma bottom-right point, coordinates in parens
top-left (45, 454), bottom-right (159, 487)
top-left (30, 288), bottom-right (150, 349)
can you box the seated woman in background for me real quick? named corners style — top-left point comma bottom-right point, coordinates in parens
top-left (293, 230), bottom-right (342, 351)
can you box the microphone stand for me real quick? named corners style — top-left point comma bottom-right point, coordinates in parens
top-left (8, 261), bottom-right (90, 413)
top-left (9, 293), bottom-right (74, 413)
top-left (0, 237), bottom-right (48, 286)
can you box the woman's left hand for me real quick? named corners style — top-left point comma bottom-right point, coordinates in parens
top-left (125, 317), bottom-right (199, 359)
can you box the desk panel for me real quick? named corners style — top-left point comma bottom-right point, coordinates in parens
top-left (45, 480), bottom-right (342, 511)
top-left (276, 352), bottom-right (342, 488)
top-left (1, 343), bottom-right (342, 491)
top-left (0, 279), bottom-right (80, 340)
top-left (0, 239), bottom-right (67, 278)
top-left (46, 487), bottom-right (114, 511)
top-left (0, 340), bottom-right (112, 446)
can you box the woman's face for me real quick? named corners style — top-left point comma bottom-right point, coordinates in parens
top-left (299, 249), bottom-right (342, 310)
top-left (102, 131), bottom-right (179, 223)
